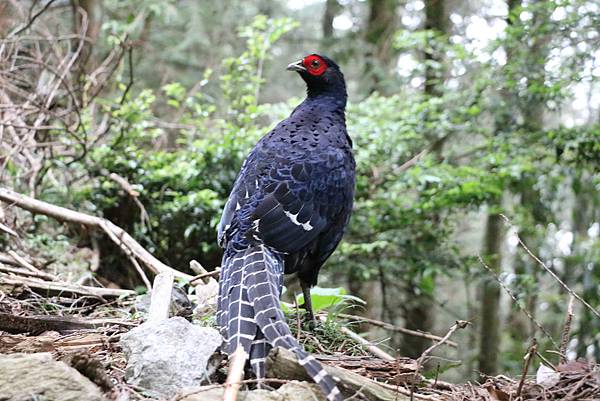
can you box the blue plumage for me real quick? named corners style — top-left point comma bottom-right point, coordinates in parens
top-left (217, 54), bottom-right (355, 401)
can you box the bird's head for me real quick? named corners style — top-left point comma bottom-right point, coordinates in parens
top-left (287, 54), bottom-right (346, 101)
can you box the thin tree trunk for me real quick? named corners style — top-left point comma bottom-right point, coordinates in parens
top-left (424, 0), bottom-right (448, 98)
top-left (73, 0), bottom-right (102, 76)
top-left (322, 0), bottom-right (339, 40)
top-left (478, 213), bottom-right (503, 377)
top-left (364, 0), bottom-right (398, 93)
top-left (399, 0), bottom-right (449, 358)
top-left (509, 0), bottom-right (551, 345)
top-left (477, 0), bottom-right (521, 378)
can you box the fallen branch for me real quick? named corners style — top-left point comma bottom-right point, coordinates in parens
top-left (0, 263), bottom-right (57, 281)
top-left (340, 326), bottom-right (396, 362)
top-left (319, 315), bottom-right (395, 361)
top-left (0, 312), bottom-right (133, 334)
top-left (315, 354), bottom-right (418, 385)
top-left (0, 273), bottom-right (134, 298)
top-left (266, 347), bottom-right (412, 401)
top-left (0, 253), bottom-right (20, 266)
top-left (0, 222), bottom-right (18, 237)
top-left (7, 250), bottom-right (58, 281)
top-left (189, 260), bottom-right (208, 275)
top-left (0, 187), bottom-right (192, 281)
top-left (332, 313), bottom-right (457, 348)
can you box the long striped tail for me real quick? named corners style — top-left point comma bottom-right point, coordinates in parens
top-left (217, 245), bottom-right (343, 401)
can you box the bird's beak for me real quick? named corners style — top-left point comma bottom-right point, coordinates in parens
top-left (286, 59), bottom-right (306, 72)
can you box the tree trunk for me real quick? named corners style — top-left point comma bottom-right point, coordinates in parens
top-left (364, 0), bottom-right (398, 93)
top-left (322, 0), bottom-right (339, 40)
top-left (508, 0), bottom-right (552, 348)
top-left (478, 212), bottom-right (503, 377)
top-left (399, 0), bottom-right (449, 359)
top-left (424, 0), bottom-right (448, 98)
top-left (477, 0), bottom-right (522, 378)
top-left (73, 0), bottom-right (103, 77)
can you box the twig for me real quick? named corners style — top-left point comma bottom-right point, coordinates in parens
top-left (119, 45), bottom-right (134, 105)
top-left (9, 0), bottom-right (58, 37)
top-left (332, 313), bottom-right (457, 348)
top-left (6, 250), bottom-right (59, 281)
top-left (376, 382), bottom-right (439, 401)
top-left (501, 214), bottom-right (600, 319)
top-left (0, 263), bottom-right (57, 281)
top-left (394, 147), bottom-right (428, 174)
top-left (189, 268), bottom-right (220, 284)
top-left (148, 272), bottom-right (174, 322)
top-left (0, 187), bottom-right (192, 280)
top-left (0, 222), bottom-right (18, 237)
top-left (223, 345), bottom-right (248, 401)
top-left (416, 320), bottom-right (469, 368)
top-left (516, 338), bottom-right (537, 399)
top-left (478, 255), bottom-right (559, 349)
top-left (294, 296), bottom-right (301, 341)
top-left (320, 316), bottom-right (395, 361)
top-left (559, 295), bottom-right (575, 364)
top-left (130, 254), bottom-right (152, 290)
top-left (108, 172), bottom-right (151, 231)
top-left (0, 273), bottom-right (134, 298)
top-left (0, 253), bottom-right (21, 266)
top-left (535, 351), bottom-right (557, 371)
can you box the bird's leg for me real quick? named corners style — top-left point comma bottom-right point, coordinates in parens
top-left (300, 282), bottom-right (316, 325)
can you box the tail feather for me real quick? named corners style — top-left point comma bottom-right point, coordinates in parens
top-left (218, 245), bottom-right (342, 401)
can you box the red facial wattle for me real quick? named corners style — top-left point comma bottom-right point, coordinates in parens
top-left (303, 55), bottom-right (328, 76)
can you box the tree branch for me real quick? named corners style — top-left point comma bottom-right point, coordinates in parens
top-left (0, 187), bottom-right (192, 281)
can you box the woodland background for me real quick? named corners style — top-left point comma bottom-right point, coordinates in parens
top-left (0, 0), bottom-right (598, 383)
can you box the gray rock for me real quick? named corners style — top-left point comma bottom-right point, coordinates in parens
top-left (181, 381), bottom-right (325, 401)
top-left (120, 316), bottom-right (222, 398)
top-left (0, 352), bottom-right (106, 401)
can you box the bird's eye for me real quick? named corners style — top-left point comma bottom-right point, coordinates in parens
top-left (310, 59), bottom-right (320, 68)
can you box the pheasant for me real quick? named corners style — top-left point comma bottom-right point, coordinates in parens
top-left (217, 54), bottom-right (355, 401)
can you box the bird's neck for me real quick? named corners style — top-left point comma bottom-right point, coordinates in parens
top-left (304, 90), bottom-right (347, 111)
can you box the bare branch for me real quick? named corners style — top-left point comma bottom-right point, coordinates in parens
top-left (500, 214), bottom-right (600, 320)
top-left (0, 187), bottom-right (192, 281)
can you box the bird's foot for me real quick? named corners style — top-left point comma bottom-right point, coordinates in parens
top-left (297, 305), bottom-right (317, 330)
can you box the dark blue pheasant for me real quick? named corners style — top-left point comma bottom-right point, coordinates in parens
top-left (217, 54), bottom-right (355, 401)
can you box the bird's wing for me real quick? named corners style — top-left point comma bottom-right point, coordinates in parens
top-left (218, 141), bottom-right (353, 254)
top-left (248, 146), bottom-right (353, 254)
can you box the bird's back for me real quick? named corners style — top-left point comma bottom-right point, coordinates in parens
top-left (218, 96), bottom-right (355, 275)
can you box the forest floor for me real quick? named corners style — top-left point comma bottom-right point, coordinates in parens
top-left (0, 266), bottom-right (598, 401)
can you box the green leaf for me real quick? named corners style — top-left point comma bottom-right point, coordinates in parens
top-left (296, 287), bottom-right (366, 313)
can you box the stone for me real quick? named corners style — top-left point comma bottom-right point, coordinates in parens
top-left (0, 352), bottom-right (106, 401)
top-left (120, 316), bottom-right (222, 398)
